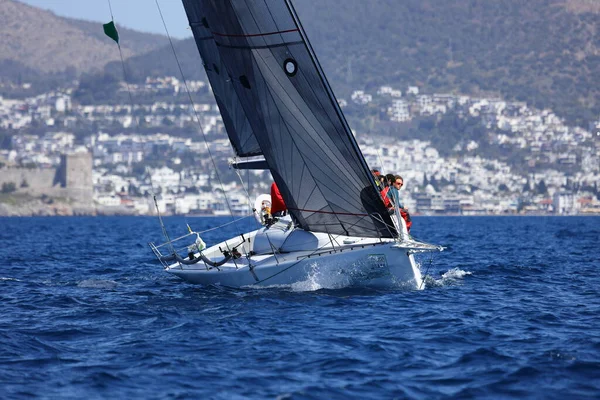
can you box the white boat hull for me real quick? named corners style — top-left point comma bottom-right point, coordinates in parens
top-left (152, 215), bottom-right (441, 290)
top-left (164, 238), bottom-right (423, 290)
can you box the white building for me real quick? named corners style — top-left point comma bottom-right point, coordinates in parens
top-left (407, 86), bottom-right (419, 95)
top-left (389, 100), bottom-right (410, 122)
top-left (351, 90), bottom-right (372, 105)
top-left (553, 192), bottom-right (578, 214)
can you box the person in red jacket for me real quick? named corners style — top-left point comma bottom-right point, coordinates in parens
top-left (380, 183), bottom-right (392, 208)
top-left (270, 182), bottom-right (287, 217)
top-left (383, 175), bottom-right (412, 232)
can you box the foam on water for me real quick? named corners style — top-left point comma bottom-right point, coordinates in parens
top-left (249, 262), bottom-right (355, 292)
top-left (77, 279), bottom-right (119, 289)
top-left (290, 262), bottom-right (353, 292)
top-left (421, 267), bottom-right (472, 288)
top-left (441, 267), bottom-right (472, 280)
top-left (0, 277), bottom-right (20, 282)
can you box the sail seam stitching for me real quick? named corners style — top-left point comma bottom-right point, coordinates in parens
top-left (211, 28), bottom-right (299, 38)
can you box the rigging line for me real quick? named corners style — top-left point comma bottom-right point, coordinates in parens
top-left (105, 0), bottom-right (141, 131)
top-left (233, 163), bottom-right (254, 216)
top-left (107, 0), bottom-right (169, 241)
top-left (153, 195), bottom-right (175, 255)
top-left (194, 215), bottom-right (254, 235)
top-left (419, 253), bottom-right (435, 290)
top-left (144, 165), bottom-right (171, 246)
top-left (376, 147), bottom-right (385, 173)
top-left (106, 0), bottom-right (114, 20)
top-left (154, 0), bottom-right (243, 236)
top-left (247, 167), bottom-right (251, 205)
top-left (287, 208), bottom-right (368, 217)
top-left (246, 167), bottom-right (257, 226)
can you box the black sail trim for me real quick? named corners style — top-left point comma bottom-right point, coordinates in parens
top-left (216, 41), bottom-right (303, 50)
top-left (211, 27), bottom-right (299, 38)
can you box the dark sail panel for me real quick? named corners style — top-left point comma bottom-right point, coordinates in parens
top-left (200, 0), bottom-right (395, 238)
top-left (182, 0), bottom-right (261, 157)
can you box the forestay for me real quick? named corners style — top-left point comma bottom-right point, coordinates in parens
top-left (185, 0), bottom-right (395, 238)
top-left (183, 0), bottom-right (262, 157)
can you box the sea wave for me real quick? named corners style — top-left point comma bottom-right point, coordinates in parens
top-left (1, 216), bottom-right (599, 398)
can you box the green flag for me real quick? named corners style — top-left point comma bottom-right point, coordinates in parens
top-left (103, 21), bottom-right (119, 44)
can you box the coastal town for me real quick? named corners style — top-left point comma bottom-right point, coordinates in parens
top-left (1, 76), bottom-right (599, 216)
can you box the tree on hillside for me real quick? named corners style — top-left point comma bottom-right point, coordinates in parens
top-left (429, 175), bottom-right (438, 191)
top-left (536, 179), bottom-right (548, 195)
top-left (1, 182), bottom-right (16, 193)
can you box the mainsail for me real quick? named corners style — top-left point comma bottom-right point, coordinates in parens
top-left (183, 0), bottom-right (261, 157)
top-left (183, 0), bottom-right (395, 238)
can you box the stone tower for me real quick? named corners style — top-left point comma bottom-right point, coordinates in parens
top-left (55, 152), bottom-right (93, 204)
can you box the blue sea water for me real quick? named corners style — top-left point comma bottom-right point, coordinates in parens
top-left (0, 216), bottom-right (599, 399)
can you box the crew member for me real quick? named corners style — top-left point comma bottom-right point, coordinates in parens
top-left (388, 175), bottom-right (412, 232)
top-left (270, 182), bottom-right (287, 217)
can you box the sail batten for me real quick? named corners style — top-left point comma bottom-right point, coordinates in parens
top-left (184, 0), bottom-right (396, 238)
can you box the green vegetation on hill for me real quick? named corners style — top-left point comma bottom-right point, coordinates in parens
top-left (3, 0), bottom-right (600, 127)
top-left (295, 0), bottom-right (600, 127)
top-left (0, 0), bottom-right (169, 96)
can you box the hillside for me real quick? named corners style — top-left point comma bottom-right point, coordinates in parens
top-left (297, 0), bottom-right (600, 126)
top-left (2, 0), bottom-right (600, 126)
top-left (0, 0), bottom-right (169, 87)
top-left (92, 0), bottom-right (600, 127)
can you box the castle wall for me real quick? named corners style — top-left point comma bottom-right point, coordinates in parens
top-left (0, 167), bottom-right (56, 191)
top-left (0, 152), bottom-right (93, 204)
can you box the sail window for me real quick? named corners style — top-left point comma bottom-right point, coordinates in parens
top-left (239, 75), bottom-right (251, 89)
top-left (213, 64), bottom-right (220, 75)
top-left (283, 58), bottom-right (298, 77)
top-left (201, 17), bottom-right (209, 28)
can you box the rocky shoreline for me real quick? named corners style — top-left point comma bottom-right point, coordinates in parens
top-left (2, 195), bottom-right (598, 217)
top-left (0, 200), bottom-right (140, 217)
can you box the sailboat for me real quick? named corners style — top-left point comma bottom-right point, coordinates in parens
top-left (149, 0), bottom-right (442, 289)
